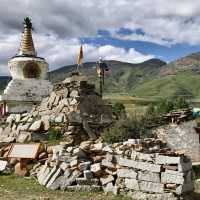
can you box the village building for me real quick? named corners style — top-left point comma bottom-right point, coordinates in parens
top-left (0, 18), bottom-right (52, 114)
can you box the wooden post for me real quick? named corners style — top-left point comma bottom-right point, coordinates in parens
top-left (3, 101), bottom-right (6, 116)
top-left (15, 158), bottom-right (29, 176)
top-left (0, 103), bottom-right (2, 116)
top-left (100, 74), bottom-right (103, 98)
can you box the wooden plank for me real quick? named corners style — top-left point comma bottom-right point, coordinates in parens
top-left (7, 143), bottom-right (41, 159)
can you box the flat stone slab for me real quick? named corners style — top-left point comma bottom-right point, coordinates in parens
top-left (103, 182), bottom-right (119, 195)
top-left (100, 175), bottom-right (114, 185)
top-left (138, 171), bottom-right (160, 183)
top-left (139, 181), bottom-right (164, 193)
top-left (131, 151), bottom-right (154, 162)
top-left (37, 164), bottom-right (51, 186)
top-left (29, 120), bottom-right (42, 131)
top-left (155, 155), bottom-right (181, 165)
top-left (118, 157), bottom-right (161, 173)
top-left (76, 178), bottom-right (99, 186)
top-left (161, 171), bottom-right (184, 184)
top-left (46, 168), bottom-right (62, 188)
top-left (125, 178), bottom-right (139, 190)
top-left (117, 168), bottom-right (137, 179)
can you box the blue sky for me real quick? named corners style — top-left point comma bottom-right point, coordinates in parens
top-left (81, 27), bottom-right (200, 63)
top-left (82, 32), bottom-right (200, 63)
top-left (1, 0), bottom-right (200, 75)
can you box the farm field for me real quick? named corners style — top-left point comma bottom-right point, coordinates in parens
top-left (103, 94), bottom-right (156, 116)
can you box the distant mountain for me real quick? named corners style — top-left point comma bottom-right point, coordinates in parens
top-left (160, 52), bottom-right (200, 76)
top-left (134, 52), bottom-right (200, 98)
top-left (49, 59), bottom-right (166, 93)
top-left (2, 52), bottom-right (200, 99)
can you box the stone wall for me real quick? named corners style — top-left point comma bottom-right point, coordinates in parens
top-left (156, 121), bottom-right (200, 162)
top-left (34, 139), bottom-right (194, 200)
top-left (0, 75), bottom-right (112, 143)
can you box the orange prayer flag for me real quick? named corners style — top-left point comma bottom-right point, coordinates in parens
top-left (77, 45), bottom-right (83, 66)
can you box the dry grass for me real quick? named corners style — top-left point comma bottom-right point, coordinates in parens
top-left (0, 174), bottom-right (200, 200)
top-left (0, 175), bottom-right (131, 200)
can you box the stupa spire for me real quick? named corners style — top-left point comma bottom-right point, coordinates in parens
top-left (19, 17), bottom-right (36, 56)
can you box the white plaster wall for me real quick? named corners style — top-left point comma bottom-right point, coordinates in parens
top-left (1, 79), bottom-right (53, 102)
top-left (9, 57), bottom-right (48, 80)
top-left (6, 101), bottom-right (36, 113)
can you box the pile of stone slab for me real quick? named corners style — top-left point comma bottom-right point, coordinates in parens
top-left (33, 138), bottom-right (193, 200)
top-left (0, 74), bottom-right (112, 144)
top-left (162, 108), bottom-right (192, 124)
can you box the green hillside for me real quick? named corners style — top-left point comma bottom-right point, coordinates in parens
top-left (133, 52), bottom-right (200, 99)
top-left (49, 59), bottom-right (166, 94)
top-left (133, 72), bottom-right (198, 98)
top-left (1, 51), bottom-right (200, 99)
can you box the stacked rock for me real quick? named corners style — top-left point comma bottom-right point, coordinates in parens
top-left (33, 138), bottom-right (193, 200)
top-left (0, 74), bottom-right (112, 144)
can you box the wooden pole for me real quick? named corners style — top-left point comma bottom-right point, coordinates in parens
top-left (3, 101), bottom-right (6, 116)
top-left (100, 74), bottom-right (103, 98)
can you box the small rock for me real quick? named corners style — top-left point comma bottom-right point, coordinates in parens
top-left (29, 120), bottom-right (43, 132)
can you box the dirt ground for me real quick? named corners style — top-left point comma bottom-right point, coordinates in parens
top-left (0, 175), bottom-right (200, 200)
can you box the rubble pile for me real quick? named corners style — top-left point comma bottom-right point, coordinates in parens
top-left (0, 74), bottom-right (112, 144)
top-left (0, 74), bottom-right (195, 199)
top-left (33, 138), bottom-right (193, 199)
top-left (162, 108), bottom-right (192, 124)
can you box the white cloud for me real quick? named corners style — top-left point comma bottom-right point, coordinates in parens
top-left (0, 0), bottom-right (200, 45)
top-left (0, 0), bottom-right (200, 75)
top-left (96, 45), bottom-right (154, 63)
top-left (0, 34), bottom-right (154, 75)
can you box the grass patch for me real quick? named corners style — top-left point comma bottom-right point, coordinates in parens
top-left (0, 175), bottom-right (131, 200)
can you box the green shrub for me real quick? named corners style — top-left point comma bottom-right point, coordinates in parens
top-left (156, 98), bottom-right (174, 115)
top-left (148, 97), bottom-right (190, 116)
top-left (146, 103), bottom-right (157, 116)
top-left (102, 97), bottom-right (190, 144)
top-left (48, 127), bottom-right (62, 141)
top-left (101, 116), bottom-right (152, 143)
top-left (173, 97), bottom-right (189, 110)
top-left (112, 102), bottom-right (126, 120)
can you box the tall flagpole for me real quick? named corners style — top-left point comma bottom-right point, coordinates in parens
top-left (100, 72), bottom-right (103, 98)
top-left (98, 58), bottom-right (103, 98)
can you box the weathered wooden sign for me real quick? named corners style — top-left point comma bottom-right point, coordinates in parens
top-left (7, 143), bottom-right (41, 159)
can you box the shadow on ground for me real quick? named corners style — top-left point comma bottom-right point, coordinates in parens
top-left (183, 192), bottom-right (200, 200)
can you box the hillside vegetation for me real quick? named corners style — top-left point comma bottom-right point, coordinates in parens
top-left (1, 52), bottom-right (200, 99)
top-left (49, 59), bottom-right (166, 94)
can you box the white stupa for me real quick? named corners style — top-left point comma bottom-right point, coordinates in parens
top-left (0, 18), bottom-right (53, 113)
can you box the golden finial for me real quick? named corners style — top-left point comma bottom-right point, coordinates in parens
top-left (19, 17), bottom-right (36, 56)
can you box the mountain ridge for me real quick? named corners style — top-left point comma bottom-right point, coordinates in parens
top-left (1, 52), bottom-right (200, 98)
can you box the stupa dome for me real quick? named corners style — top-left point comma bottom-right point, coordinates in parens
top-left (9, 17), bottom-right (48, 80)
